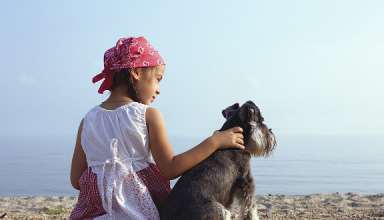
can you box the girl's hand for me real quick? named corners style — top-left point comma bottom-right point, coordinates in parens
top-left (211, 127), bottom-right (245, 150)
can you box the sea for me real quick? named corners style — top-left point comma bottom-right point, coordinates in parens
top-left (0, 134), bottom-right (383, 196)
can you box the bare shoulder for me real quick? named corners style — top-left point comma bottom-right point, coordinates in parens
top-left (145, 107), bottom-right (164, 124)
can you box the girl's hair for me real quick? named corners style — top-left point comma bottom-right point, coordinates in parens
top-left (110, 66), bottom-right (160, 103)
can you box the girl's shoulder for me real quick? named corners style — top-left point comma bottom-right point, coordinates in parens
top-left (145, 107), bottom-right (165, 127)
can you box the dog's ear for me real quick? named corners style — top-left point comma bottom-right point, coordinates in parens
top-left (222, 103), bottom-right (240, 119)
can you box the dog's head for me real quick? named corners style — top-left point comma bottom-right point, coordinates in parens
top-left (221, 101), bottom-right (276, 157)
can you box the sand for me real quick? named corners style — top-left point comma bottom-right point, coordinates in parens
top-left (0, 192), bottom-right (383, 219)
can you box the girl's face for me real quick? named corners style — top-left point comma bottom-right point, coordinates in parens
top-left (134, 65), bottom-right (165, 105)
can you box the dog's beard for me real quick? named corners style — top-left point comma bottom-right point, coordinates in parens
top-left (247, 122), bottom-right (276, 157)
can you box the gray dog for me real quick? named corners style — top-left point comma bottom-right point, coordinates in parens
top-left (160, 101), bottom-right (277, 220)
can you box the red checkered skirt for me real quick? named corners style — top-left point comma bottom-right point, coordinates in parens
top-left (69, 163), bottom-right (171, 220)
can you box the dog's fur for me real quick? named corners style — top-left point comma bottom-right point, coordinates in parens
top-left (160, 101), bottom-right (276, 220)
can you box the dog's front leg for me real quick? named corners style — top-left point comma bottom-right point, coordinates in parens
top-left (228, 172), bottom-right (259, 220)
top-left (244, 197), bottom-right (260, 220)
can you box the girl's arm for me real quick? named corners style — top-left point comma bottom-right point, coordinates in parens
top-left (70, 119), bottom-right (88, 190)
top-left (146, 107), bottom-right (244, 180)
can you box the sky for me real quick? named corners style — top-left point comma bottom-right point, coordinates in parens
top-left (0, 0), bottom-right (383, 139)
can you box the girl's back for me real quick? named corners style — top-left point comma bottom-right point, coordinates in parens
top-left (70, 101), bottom-right (170, 219)
top-left (82, 102), bottom-right (154, 170)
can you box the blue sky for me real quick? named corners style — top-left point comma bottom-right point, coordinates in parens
top-left (1, 0), bottom-right (383, 139)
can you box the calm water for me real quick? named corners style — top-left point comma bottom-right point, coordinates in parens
top-left (0, 135), bottom-right (383, 196)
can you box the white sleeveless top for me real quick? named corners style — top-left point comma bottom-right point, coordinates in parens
top-left (81, 102), bottom-right (160, 220)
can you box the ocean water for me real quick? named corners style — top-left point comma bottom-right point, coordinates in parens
top-left (0, 135), bottom-right (383, 196)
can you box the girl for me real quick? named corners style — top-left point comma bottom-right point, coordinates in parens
top-left (69, 37), bottom-right (245, 220)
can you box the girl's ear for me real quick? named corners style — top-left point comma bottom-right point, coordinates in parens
top-left (130, 69), bottom-right (141, 81)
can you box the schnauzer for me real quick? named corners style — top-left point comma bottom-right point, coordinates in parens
top-left (160, 101), bottom-right (277, 220)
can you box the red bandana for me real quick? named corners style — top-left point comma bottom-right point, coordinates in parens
top-left (92, 37), bottom-right (165, 94)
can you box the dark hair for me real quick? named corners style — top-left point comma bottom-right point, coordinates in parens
top-left (110, 68), bottom-right (141, 102)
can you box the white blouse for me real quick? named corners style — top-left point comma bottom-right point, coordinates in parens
top-left (81, 102), bottom-right (159, 220)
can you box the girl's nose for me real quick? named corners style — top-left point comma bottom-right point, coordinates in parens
top-left (156, 89), bottom-right (160, 95)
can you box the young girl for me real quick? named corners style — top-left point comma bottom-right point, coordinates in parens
top-left (69, 36), bottom-right (245, 220)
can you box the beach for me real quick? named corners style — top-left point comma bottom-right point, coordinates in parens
top-left (1, 136), bottom-right (383, 219)
top-left (1, 192), bottom-right (383, 219)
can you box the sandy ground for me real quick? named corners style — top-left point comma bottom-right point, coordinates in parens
top-left (0, 192), bottom-right (383, 219)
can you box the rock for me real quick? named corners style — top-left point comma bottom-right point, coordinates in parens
top-left (349, 201), bottom-right (360, 207)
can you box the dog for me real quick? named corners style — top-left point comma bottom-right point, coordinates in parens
top-left (160, 101), bottom-right (277, 220)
